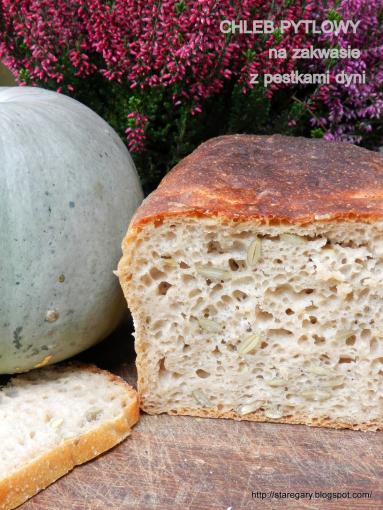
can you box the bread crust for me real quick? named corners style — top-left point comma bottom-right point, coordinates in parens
top-left (0, 364), bottom-right (139, 510)
top-left (166, 407), bottom-right (382, 432)
top-left (130, 134), bottom-right (383, 228)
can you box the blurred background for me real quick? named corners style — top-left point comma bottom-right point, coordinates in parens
top-left (0, 61), bottom-right (15, 86)
top-left (0, 1), bottom-right (382, 195)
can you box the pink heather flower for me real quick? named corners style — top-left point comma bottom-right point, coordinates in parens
top-left (0, 0), bottom-right (381, 150)
top-left (125, 111), bottom-right (148, 153)
top-left (308, 0), bottom-right (383, 142)
top-left (0, 0), bottom-right (308, 103)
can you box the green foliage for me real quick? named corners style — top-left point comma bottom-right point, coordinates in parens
top-left (311, 128), bottom-right (325, 138)
top-left (175, 1), bottom-right (186, 15)
top-left (327, 9), bottom-right (343, 22)
top-left (64, 77), bottom-right (325, 193)
top-left (272, 28), bottom-right (283, 45)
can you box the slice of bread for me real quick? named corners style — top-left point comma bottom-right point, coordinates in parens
top-left (0, 364), bottom-right (139, 510)
top-left (118, 134), bottom-right (383, 431)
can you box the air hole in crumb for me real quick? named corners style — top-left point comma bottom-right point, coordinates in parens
top-left (158, 358), bottom-right (166, 373)
top-left (304, 289), bottom-right (314, 294)
top-left (164, 232), bottom-right (176, 241)
top-left (371, 357), bottom-right (383, 369)
top-left (346, 335), bottom-right (356, 346)
top-left (189, 288), bottom-right (202, 298)
top-left (182, 274), bottom-right (195, 284)
top-left (256, 309), bottom-right (273, 321)
top-left (207, 240), bottom-right (223, 253)
top-left (270, 284), bottom-right (291, 296)
top-left (233, 290), bottom-right (248, 301)
top-left (152, 319), bottom-right (165, 330)
top-left (228, 258), bottom-right (239, 271)
top-left (231, 230), bottom-right (251, 239)
top-left (339, 356), bottom-right (354, 364)
top-left (313, 335), bottom-right (325, 345)
top-left (202, 305), bottom-right (217, 318)
top-left (158, 281), bottom-right (172, 295)
top-left (44, 412), bottom-right (53, 423)
top-left (211, 283), bottom-right (223, 295)
top-left (149, 267), bottom-right (166, 280)
top-left (140, 274), bottom-right (151, 286)
top-left (212, 346), bottom-right (221, 357)
top-left (309, 316), bottom-right (317, 324)
top-left (370, 338), bottom-right (378, 354)
top-left (238, 361), bottom-right (247, 373)
top-left (270, 328), bottom-right (293, 336)
top-left (260, 341), bottom-right (268, 349)
top-left (183, 344), bottom-right (190, 353)
top-left (180, 261), bottom-right (189, 269)
top-left (196, 369), bottom-right (210, 379)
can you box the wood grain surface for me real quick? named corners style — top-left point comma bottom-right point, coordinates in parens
top-left (18, 322), bottom-right (383, 510)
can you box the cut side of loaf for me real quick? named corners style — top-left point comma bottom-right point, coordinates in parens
top-left (118, 134), bottom-right (383, 431)
top-left (0, 364), bottom-right (139, 510)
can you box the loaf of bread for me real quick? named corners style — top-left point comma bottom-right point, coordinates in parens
top-left (0, 364), bottom-right (139, 510)
top-left (118, 134), bottom-right (383, 431)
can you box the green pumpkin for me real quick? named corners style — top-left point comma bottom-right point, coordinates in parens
top-left (0, 87), bottom-right (143, 373)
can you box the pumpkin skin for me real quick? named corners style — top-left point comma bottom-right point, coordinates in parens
top-left (0, 87), bottom-right (143, 373)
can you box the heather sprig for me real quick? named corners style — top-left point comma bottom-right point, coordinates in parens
top-left (308, 0), bottom-right (383, 144)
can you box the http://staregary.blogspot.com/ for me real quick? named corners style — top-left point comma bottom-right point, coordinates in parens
top-left (220, 18), bottom-right (366, 88)
top-left (251, 490), bottom-right (373, 502)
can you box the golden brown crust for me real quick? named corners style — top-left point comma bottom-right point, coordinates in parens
top-left (161, 406), bottom-right (382, 432)
top-left (0, 364), bottom-right (139, 510)
top-left (131, 134), bottom-right (383, 228)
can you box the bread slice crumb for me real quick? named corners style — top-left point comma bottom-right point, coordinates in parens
top-left (119, 216), bottom-right (383, 431)
top-left (0, 363), bottom-right (139, 510)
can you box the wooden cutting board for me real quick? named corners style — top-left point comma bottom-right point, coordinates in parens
top-left (21, 324), bottom-right (383, 510)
